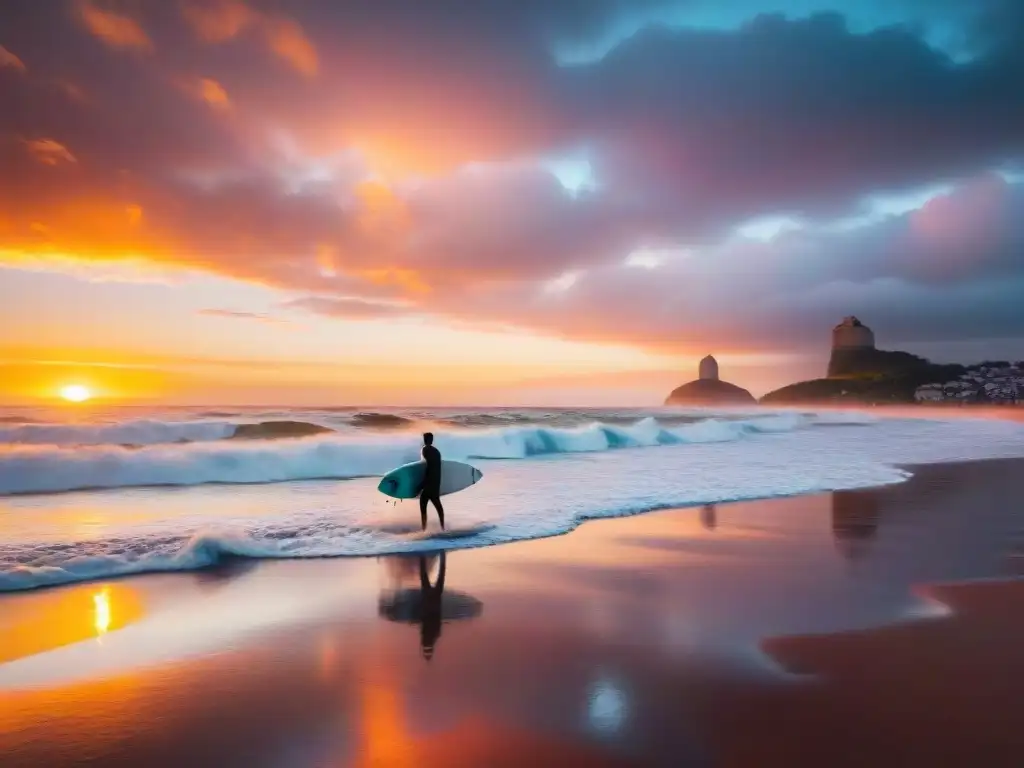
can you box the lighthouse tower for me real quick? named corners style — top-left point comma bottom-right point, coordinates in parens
top-left (698, 355), bottom-right (719, 381)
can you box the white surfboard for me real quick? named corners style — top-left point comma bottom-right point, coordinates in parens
top-left (377, 459), bottom-right (483, 499)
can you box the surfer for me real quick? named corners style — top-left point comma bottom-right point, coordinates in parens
top-left (418, 432), bottom-right (445, 531)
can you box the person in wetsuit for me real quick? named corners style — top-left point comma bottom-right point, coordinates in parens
top-left (419, 432), bottom-right (445, 531)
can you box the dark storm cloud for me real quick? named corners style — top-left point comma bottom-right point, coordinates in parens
top-left (1, 0), bottom-right (1024, 355)
top-left (566, 12), bottom-right (1024, 235)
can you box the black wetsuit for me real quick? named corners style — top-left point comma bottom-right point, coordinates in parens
top-left (419, 444), bottom-right (445, 530)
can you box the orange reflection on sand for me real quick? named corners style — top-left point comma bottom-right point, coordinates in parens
top-left (349, 660), bottom-right (635, 767)
top-left (0, 582), bottom-right (144, 664)
top-left (357, 676), bottom-right (415, 766)
top-left (316, 632), bottom-right (339, 682)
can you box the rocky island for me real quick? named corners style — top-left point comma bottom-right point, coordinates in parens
top-left (665, 355), bottom-right (757, 406)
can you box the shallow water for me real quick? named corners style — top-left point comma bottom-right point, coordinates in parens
top-left (2, 405), bottom-right (1024, 591)
top-left (3, 460), bottom-right (1024, 766)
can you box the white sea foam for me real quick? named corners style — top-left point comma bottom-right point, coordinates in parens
top-left (0, 415), bottom-right (821, 496)
top-left (2, 410), bottom-right (1024, 592)
top-left (0, 408), bottom-right (833, 448)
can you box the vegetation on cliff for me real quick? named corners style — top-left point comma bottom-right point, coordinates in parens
top-left (761, 361), bottom-right (969, 405)
top-left (826, 347), bottom-right (933, 377)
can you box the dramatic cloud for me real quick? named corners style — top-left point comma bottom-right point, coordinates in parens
top-left (0, 44), bottom-right (26, 72)
top-left (1, 0), bottom-right (1023, 359)
top-left (182, 0), bottom-right (318, 76)
top-left (181, 0), bottom-right (254, 43)
top-left (75, 0), bottom-right (153, 52)
top-left (262, 17), bottom-right (318, 77)
top-left (178, 76), bottom-right (232, 109)
top-left (23, 138), bottom-right (77, 166)
top-left (290, 170), bottom-right (1024, 351)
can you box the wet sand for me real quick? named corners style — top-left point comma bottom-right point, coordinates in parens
top-left (3, 459), bottom-right (1024, 766)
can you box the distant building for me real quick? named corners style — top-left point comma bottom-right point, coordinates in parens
top-left (698, 355), bottom-right (719, 381)
top-left (914, 363), bottom-right (1023, 405)
top-left (831, 316), bottom-right (876, 351)
top-left (826, 315), bottom-right (924, 378)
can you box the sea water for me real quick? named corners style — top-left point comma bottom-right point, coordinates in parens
top-left (2, 405), bottom-right (1024, 591)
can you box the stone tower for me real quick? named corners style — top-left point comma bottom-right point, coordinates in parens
top-left (698, 355), bottom-right (719, 381)
top-left (831, 316), bottom-right (875, 351)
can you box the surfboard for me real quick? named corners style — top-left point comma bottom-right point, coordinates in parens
top-left (377, 459), bottom-right (483, 499)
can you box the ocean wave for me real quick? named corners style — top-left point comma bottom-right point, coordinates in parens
top-left (0, 532), bottom-right (275, 592)
top-left (0, 456), bottom-right (913, 592)
top-left (0, 419), bottom-right (237, 446)
top-left (0, 407), bottom-right (845, 449)
top-left (0, 418), bottom-right (336, 447)
top-left (229, 420), bottom-right (334, 440)
top-left (349, 413), bottom-right (416, 429)
top-left (806, 411), bottom-right (880, 426)
top-left (436, 410), bottom-right (713, 428)
top-left (6, 414), bottom-right (1024, 593)
top-left (0, 415), bottom-right (43, 424)
top-left (0, 415), bottom-right (821, 496)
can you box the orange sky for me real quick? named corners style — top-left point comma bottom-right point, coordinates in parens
top-left (3, 0), bottom-right (1019, 405)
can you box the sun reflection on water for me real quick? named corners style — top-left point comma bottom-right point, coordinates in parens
top-left (93, 588), bottom-right (111, 636)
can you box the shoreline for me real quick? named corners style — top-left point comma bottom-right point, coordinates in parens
top-left (1, 474), bottom-right (920, 596)
top-left (2, 453), bottom-right (1019, 597)
top-left (4, 457), bottom-right (1024, 765)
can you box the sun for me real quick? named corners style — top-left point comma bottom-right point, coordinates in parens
top-left (60, 384), bottom-right (92, 403)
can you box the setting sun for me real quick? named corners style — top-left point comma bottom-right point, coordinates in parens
top-left (60, 384), bottom-right (92, 403)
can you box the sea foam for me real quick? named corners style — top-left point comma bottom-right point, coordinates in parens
top-left (0, 415), bottom-right (818, 496)
top-left (3, 412), bottom-right (1024, 592)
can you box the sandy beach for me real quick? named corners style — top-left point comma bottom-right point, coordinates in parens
top-left (1, 457), bottom-right (1023, 766)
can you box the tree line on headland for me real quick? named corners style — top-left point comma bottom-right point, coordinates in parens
top-left (760, 351), bottom-right (1023, 406)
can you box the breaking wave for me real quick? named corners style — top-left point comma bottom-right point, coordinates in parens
top-left (349, 413), bottom-right (416, 429)
top-left (229, 420), bottom-right (334, 440)
top-left (4, 412), bottom-right (1024, 592)
top-left (0, 414), bottom-right (832, 496)
top-left (0, 454), bottom-right (914, 592)
top-left (0, 419), bottom-right (336, 447)
top-left (0, 419), bottom-right (234, 446)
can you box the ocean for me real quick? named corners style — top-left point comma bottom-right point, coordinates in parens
top-left (2, 405), bottom-right (1024, 592)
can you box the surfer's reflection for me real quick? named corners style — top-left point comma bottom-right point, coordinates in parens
top-left (378, 551), bottom-right (483, 661)
top-left (418, 553), bottom-right (444, 658)
top-left (700, 504), bottom-right (717, 531)
top-left (831, 489), bottom-right (880, 561)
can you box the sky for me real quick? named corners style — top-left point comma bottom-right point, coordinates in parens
top-left (1, 0), bottom-right (1023, 405)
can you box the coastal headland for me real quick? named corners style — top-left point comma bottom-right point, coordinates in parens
top-left (757, 316), bottom-right (1023, 406)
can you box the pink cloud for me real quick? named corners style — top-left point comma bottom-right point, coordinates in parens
top-left (182, 0), bottom-right (318, 77)
top-left (0, 44), bottom-right (26, 72)
top-left (75, 0), bottom-right (153, 52)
